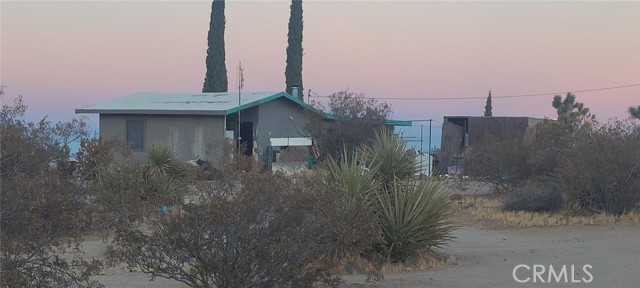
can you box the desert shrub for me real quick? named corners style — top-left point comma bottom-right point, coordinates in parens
top-left (105, 153), bottom-right (382, 287)
top-left (305, 89), bottom-right (392, 160)
top-left (374, 179), bottom-right (455, 261)
top-left (1, 95), bottom-right (102, 287)
top-left (95, 146), bottom-right (188, 219)
top-left (75, 137), bottom-right (132, 180)
top-left (503, 180), bottom-right (563, 212)
top-left (322, 131), bottom-right (455, 263)
top-left (556, 120), bottom-right (640, 215)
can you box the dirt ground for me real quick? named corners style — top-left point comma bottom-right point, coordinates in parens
top-left (85, 181), bottom-right (639, 287)
top-left (342, 224), bottom-right (640, 287)
top-left (85, 222), bottom-right (639, 288)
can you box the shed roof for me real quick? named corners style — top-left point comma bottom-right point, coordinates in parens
top-left (76, 91), bottom-right (411, 126)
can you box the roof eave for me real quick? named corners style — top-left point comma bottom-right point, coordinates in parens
top-left (75, 109), bottom-right (226, 116)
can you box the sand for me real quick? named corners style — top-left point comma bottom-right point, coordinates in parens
top-left (85, 224), bottom-right (639, 287)
top-left (342, 224), bottom-right (640, 287)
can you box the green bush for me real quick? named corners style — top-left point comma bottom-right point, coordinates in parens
top-left (360, 130), bottom-right (419, 187)
top-left (374, 179), bottom-right (455, 261)
top-left (96, 146), bottom-right (188, 218)
top-left (321, 131), bottom-right (456, 263)
top-left (503, 180), bottom-right (563, 212)
top-left (145, 144), bottom-right (188, 180)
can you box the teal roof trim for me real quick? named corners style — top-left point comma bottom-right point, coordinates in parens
top-left (320, 112), bottom-right (411, 127)
top-left (225, 92), bottom-right (411, 127)
top-left (225, 92), bottom-right (306, 115)
top-left (225, 91), bottom-right (323, 115)
top-left (385, 119), bottom-right (412, 127)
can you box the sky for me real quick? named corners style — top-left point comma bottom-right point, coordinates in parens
top-left (2, 0), bottom-right (639, 150)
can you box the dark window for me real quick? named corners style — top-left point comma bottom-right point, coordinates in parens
top-left (127, 120), bottom-right (144, 150)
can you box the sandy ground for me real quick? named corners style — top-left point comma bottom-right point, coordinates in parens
top-left (84, 223), bottom-right (639, 288)
top-left (342, 224), bottom-right (640, 288)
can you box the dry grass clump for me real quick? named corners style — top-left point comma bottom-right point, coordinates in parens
top-left (329, 251), bottom-right (455, 276)
top-left (470, 197), bottom-right (640, 228)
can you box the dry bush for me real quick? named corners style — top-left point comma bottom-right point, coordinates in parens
top-left (104, 152), bottom-right (382, 287)
top-left (1, 95), bottom-right (102, 287)
top-left (465, 114), bottom-right (639, 216)
top-left (471, 197), bottom-right (640, 227)
top-left (556, 120), bottom-right (640, 215)
top-left (503, 180), bottom-right (563, 212)
top-left (306, 89), bottom-right (392, 160)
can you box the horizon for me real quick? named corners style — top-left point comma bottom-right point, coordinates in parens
top-left (2, 0), bottom-right (639, 152)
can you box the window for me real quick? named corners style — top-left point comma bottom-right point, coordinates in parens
top-left (127, 120), bottom-right (144, 150)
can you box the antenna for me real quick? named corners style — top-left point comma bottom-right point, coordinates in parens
top-left (237, 62), bottom-right (244, 158)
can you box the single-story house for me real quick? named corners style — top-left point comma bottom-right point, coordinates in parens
top-left (76, 91), bottom-right (411, 169)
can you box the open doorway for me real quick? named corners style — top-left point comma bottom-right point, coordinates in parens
top-left (239, 122), bottom-right (253, 156)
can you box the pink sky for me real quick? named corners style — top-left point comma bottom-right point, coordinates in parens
top-left (2, 0), bottom-right (639, 133)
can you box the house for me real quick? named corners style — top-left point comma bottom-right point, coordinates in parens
top-left (439, 116), bottom-right (546, 174)
top-left (76, 90), bottom-right (411, 169)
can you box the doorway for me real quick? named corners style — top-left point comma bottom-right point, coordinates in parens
top-left (239, 122), bottom-right (253, 156)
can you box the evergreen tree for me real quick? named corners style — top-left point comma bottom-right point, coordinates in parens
top-left (203, 0), bottom-right (228, 93)
top-left (484, 89), bottom-right (492, 116)
top-left (628, 105), bottom-right (640, 119)
top-left (285, 0), bottom-right (304, 100)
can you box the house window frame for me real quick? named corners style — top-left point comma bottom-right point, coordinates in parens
top-left (126, 119), bottom-right (145, 151)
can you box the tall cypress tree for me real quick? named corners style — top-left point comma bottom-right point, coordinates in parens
top-left (285, 0), bottom-right (303, 100)
top-left (203, 0), bottom-right (228, 93)
top-left (484, 89), bottom-right (492, 116)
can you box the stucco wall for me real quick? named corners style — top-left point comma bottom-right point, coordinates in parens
top-left (255, 98), bottom-right (309, 163)
top-left (99, 114), bottom-right (225, 163)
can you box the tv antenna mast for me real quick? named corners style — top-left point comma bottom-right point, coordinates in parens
top-left (237, 62), bottom-right (244, 158)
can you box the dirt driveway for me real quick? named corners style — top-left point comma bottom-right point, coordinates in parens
top-left (342, 224), bottom-right (640, 287)
top-left (88, 224), bottom-right (639, 287)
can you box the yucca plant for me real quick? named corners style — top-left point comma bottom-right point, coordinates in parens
top-left (320, 151), bottom-right (379, 205)
top-left (146, 144), bottom-right (188, 181)
top-left (360, 130), bottom-right (419, 187)
top-left (374, 178), bottom-right (456, 261)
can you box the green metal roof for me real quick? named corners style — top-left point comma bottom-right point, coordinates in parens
top-left (76, 91), bottom-right (411, 127)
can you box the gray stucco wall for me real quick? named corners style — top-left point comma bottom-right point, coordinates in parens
top-left (99, 114), bottom-right (226, 163)
top-left (255, 98), bottom-right (309, 163)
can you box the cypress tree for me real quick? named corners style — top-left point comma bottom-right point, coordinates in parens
top-left (484, 89), bottom-right (492, 116)
top-left (203, 0), bottom-right (228, 93)
top-left (285, 0), bottom-right (304, 100)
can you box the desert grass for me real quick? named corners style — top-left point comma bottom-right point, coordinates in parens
top-left (329, 250), bottom-right (455, 276)
top-left (469, 196), bottom-right (640, 228)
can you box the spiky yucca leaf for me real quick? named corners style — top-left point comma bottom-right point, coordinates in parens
top-left (374, 178), bottom-right (456, 261)
top-left (320, 152), bottom-right (379, 205)
top-left (146, 145), bottom-right (188, 180)
top-left (361, 130), bottom-right (419, 186)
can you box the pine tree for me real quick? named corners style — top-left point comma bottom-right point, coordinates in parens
top-left (484, 89), bottom-right (492, 116)
top-left (285, 0), bottom-right (304, 100)
top-left (203, 0), bottom-right (228, 93)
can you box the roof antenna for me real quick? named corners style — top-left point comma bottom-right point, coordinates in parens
top-left (237, 62), bottom-right (244, 159)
